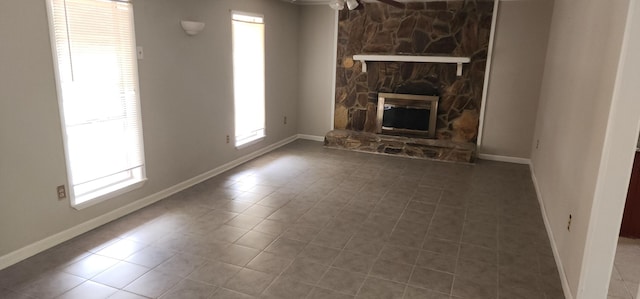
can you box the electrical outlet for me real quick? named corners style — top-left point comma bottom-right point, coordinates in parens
top-left (284, 116), bottom-right (287, 125)
top-left (57, 185), bottom-right (67, 200)
top-left (136, 46), bottom-right (144, 60)
top-left (567, 214), bottom-right (572, 231)
top-left (536, 139), bottom-right (540, 149)
top-left (226, 135), bottom-right (230, 144)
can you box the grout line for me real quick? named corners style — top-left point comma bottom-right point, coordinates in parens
top-left (331, 178), bottom-right (388, 298)
top-left (3, 143), bottom-right (556, 299)
top-left (292, 173), bottom-right (358, 299)
top-left (449, 191), bottom-right (469, 297)
top-left (495, 199), bottom-right (501, 299)
top-left (360, 182), bottom-right (418, 298)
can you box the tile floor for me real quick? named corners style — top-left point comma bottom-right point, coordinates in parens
top-left (609, 238), bottom-right (640, 299)
top-left (0, 140), bottom-right (564, 298)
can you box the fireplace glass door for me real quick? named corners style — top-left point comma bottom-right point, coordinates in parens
top-left (376, 93), bottom-right (439, 138)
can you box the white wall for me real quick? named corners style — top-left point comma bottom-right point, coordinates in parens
top-left (297, 5), bottom-right (336, 137)
top-left (480, 0), bottom-right (553, 159)
top-left (530, 0), bottom-right (630, 297)
top-left (0, 0), bottom-right (299, 261)
top-left (579, 1), bottom-right (640, 297)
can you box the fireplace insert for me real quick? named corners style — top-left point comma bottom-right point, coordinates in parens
top-left (376, 93), bottom-right (439, 138)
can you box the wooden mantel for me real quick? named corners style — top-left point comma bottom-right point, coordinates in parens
top-left (352, 54), bottom-right (471, 76)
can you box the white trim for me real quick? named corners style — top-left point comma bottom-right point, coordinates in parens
top-left (46, 0), bottom-right (147, 209)
top-left (46, 0), bottom-right (75, 208)
top-left (477, 153), bottom-right (530, 165)
top-left (73, 178), bottom-right (146, 210)
top-left (352, 55), bottom-right (470, 75)
top-left (0, 134), bottom-right (299, 271)
top-left (529, 163), bottom-right (574, 299)
top-left (231, 10), bottom-right (265, 22)
top-left (297, 134), bottom-right (325, 142)
top-left (577, 0), bottom-right (640, 297)
top-left (476, 0), bottom-right (500, 147)
top-left (330, 9), bottom-right (338, 131)
top-left (352, 55), bottom-right (470, 64)
top-left (235, 135), bottom-right (266, 149)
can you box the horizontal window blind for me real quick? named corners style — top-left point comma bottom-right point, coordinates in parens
top-left (232, 12), bottom-right (266, 147)
top-left (48, 0), bottom-right (145, 206)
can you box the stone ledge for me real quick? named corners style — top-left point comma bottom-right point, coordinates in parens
top-left (324, 130), bottom-right (476, 163)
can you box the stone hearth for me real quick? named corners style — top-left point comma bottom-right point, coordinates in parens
top-left (324, 130), bottom-right (476, 163)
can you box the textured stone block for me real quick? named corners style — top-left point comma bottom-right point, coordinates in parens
top-left (324, 130), bottom-right (476, 163)
top-left (334, 1), bottom-right (493, 144)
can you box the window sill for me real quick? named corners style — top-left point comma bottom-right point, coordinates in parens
top-left (71, 178), bottom-right (147, 210)
top-left (235, 136), bottom-right (266, 150)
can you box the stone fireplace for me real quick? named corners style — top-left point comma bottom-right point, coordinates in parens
top-left (325, 1), bottom-right (494, 162)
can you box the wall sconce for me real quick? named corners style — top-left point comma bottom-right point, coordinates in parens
top-left (180, 20), bottom-right (205, 36)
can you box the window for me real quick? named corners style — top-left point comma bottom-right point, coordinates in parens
top-left (47, 0), bottom-right (146, 209)
top-left (232, 11), bottom-right (266, 147)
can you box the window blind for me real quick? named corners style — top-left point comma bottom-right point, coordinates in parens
top-left (47, 0), bottom-right (145, 206)
top-left (232, 12), bottom-right (266, 147)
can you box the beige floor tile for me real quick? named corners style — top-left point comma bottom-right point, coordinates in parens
top-left (224, 268), bottom-right (275, 296)
top-left (159, 279), bottom-right (217, 299)
top-left (124, 246), bottom-right (175, 268)
top-left (298, 244), bottom-right (341, 265)
top-left (356, 277), bottom-right (405, 299)
top-left (123, 270), bottom-right (182, 298)
top-left (281, 258), bottom-right (329, 284)
top-left (155, 253), bottom-right (206, 277)
top-left (416, 250), bottom-right (457, 273)
top-left (307, 287), bottom-right (354, 299)
top-left (369, 259), bottom-right (413, 283)
top-left (246, 252), bottom-right (293, 274)
top-left (234, 231), bottom-right (276, 250)
top-left (57, 281), bottom-right (118, 299)
top-left (187, 261), bottom-right (241, 286)
top-left (18, 271), bottom-right (86, 298)
top-left (210, 288), bottom-right (256, 299)
top-left (108, 290), bottom-right (149, 299)
top-left (91, 261), bottom-right (149, 288)
top-left (0, 141), bottom-right (565, 299)
top-left (318, 267), bottom-right (366, 295)
top-left (264, 237), bottom-right (307, 259)
top-left (95, 239), bottom-right (147, 260)
top-left (216, 244), bottom-right (260, 266)
top-left (403, 286), bottom-right (450, 299)
top-left (262, 277), bottom-right (314, 299)
top-left (409, 267), bottom-right (454, 294)
top-left (62, 254), bottom-right (120, 279)
top-left (331, 251), bottom-right (376, 274)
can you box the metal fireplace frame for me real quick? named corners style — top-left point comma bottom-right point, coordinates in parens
top-left (376, 92), bottom-right (439, 138)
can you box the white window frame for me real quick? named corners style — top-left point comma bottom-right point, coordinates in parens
top-left (232, 11), bottom-right (266, 148)
top-left (46, 0), bottom-right (146, 210)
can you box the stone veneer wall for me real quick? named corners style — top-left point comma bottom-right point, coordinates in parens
top-left (334, 1), bottom-right (494, 142)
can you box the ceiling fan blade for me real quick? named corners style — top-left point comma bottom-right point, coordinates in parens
top-left (376, 0), bottom-right (405, 9)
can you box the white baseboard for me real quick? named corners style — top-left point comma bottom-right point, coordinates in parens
top-left (529, 163), bottom-right (573, 299)
top-left (297, 134), bottom-right (325, 142)
top-left (0, 134), bottom-right (299, 270)
top-left (477, 153), bottom-right (531, 165)
top-left (0, 185), bottom-right (181, 270)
